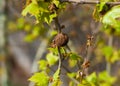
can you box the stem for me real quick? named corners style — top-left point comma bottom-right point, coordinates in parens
top-left (58, 47), bottom-right (62, 70)
top-left (106, 35), bottom-right (113, 75)
top-left (61, 63), bottom-right (79, 85)
top-left (54, 17), bottom-right (61, 33)
top-left (61, 0), bottom-right (120, 5)
top-left (106, 62), bottom-right (111, 75)
top-left (62, 64), bottom-right (71, 73)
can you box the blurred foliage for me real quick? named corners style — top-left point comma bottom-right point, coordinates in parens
top-left (77, 71), bottom-right (116, 86)
top-left (8, 17), bottom-right (48, 42)
top-left (102, 5), bottom-right (120, 31)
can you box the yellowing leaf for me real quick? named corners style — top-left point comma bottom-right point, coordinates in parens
top-left (67, 72), bottom-right (76, 78)
top-left (52, 79), bottom-right (62, 86)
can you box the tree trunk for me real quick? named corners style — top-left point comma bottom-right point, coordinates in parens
top-left (0, 0), bottom-right (8, 86)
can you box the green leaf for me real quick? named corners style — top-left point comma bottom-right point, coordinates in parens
top-left (68, 59), bottom-right (77, 68)
top-left (52, 0), bottom-right (60, 7)
top-left (67, 72), bottom-right (76, 78)
top-left (48, 47), bottom-right (58, 55)
top-left (29, 72), bottom-right (49, 86)
top-left (86, 72), bottom-right (98, 86)
top-left (98, 71), bottom-right (116, 85)
top-left (98, 2), bottom-right (106, 12)
top-left (48, 47), bottom-right (66, 55)
top-left (32, 26), bottom-right (40, 37)
top-left (44, 13), bottom-right (57, 24)
top-left (52, 68), bottom-right (62, 86)
top-left (69, 52), bottom-right (80, 60)
top-left (22, 1), bottom-right (49, 23)
top-left (49, 13), bottom-right (57, 23)
top-left (78, 80), bottom-right (91, 86)
top-left (53, 68), bottom-right (60, 81)
top-left (102, 46), bottom-right (113, 62)
top-left (22, 3), bottom-right (40, 17)
top-left (102, 5), bottom-right (120, 30)
top-left (111, 50), bottom-right (120, 63)
top-left (52, 79), bottom-right (62, 86)
top-left (24, 34), bottom-right (34, 42)
top-left (32, 0), bottom-right (37, 4)
top-left (69, 81), bottom-right (75, 86)
top-left (17, 18), bottom-right (25, 29)
top-left (50, 30), bottom-right (58, 36)
top-left (46, 53), bottom-right (58, 66)
top-left (38, 60), bottom-right (48, 70)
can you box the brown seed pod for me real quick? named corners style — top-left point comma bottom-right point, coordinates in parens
top-left (51, 33), bottom-right (69, 47)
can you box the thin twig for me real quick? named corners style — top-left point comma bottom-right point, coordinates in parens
top-left (58, 47), bottom-right (62, 70)
top-left (54, 17), bottom-right (61, 33)
top-left (106, 35), bottom-right (113, 75)
top-left (61, 0), bottom-right (120, 5)
top-left (68, 76), bottom-right (79, 85)
top-left (62, 64), bottom-right (71, 73)
top-left (61, 63), bottom-right (79, 85)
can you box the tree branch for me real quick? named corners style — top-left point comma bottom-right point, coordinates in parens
top-left (61, 0), bottom-right (120, 5)
top-left (54, 17), bottom-right (61, 33)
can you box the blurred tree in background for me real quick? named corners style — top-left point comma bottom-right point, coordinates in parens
top-left (1, 0), bottom-right (120, 86)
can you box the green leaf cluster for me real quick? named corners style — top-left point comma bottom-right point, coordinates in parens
top-left (22, 0), bottom-right (56, 24)
top-left (68, 52), bottom-right (83, 68)
top-left (29, 72), bottom-right (49, 86)
top-left (101, 46), bottom-right (120, 63)
top-left (22, 0), bottom-right (67, 24)
top-left (93, 0), bottom-right (111, 21)
top-left (102, 5), bottom-right (120, 31)
top-left (78, 71), bottom-right (116, 86)
top-left (38, 60), bottom-right (48, 71)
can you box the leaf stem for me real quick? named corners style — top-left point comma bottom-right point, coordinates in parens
top-left (57, 47), bottom-right (62, 74)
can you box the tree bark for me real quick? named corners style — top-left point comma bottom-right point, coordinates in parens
top-left (0, 0), bottom-right (8, 86)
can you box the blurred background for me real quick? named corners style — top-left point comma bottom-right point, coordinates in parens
top-left (0, 0), bottom-right (120, 86)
